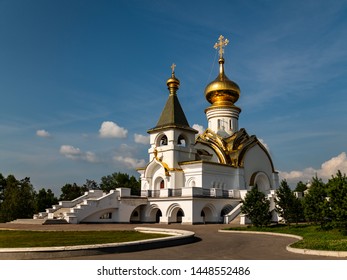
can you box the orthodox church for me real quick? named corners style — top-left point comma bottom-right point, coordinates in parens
top-left (37, 35), bottom-right (279, 225)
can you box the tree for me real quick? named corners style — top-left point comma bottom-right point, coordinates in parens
top-left (303, 176), bottom-right (331, 228)
top-left (83, 179), bottom-right (100, 190)
top-left (100, 172), bottom-right (140, 195)
top-left (241, 186), bottom-right (272, 227)
top-left (35, 188), bottom-right (58, 212)
top-left (275, 180), bottom-right (304, 224)
top-left (294, 181), bottom-right (308, 193)
top-left (59, 183), bottom-right (88, 201)
top-left (327, 170), bottom-right (347, 230)
top-left (0, 175), bottom-right (36, 222)
top-left (0, 173), bottom-right (5, 205)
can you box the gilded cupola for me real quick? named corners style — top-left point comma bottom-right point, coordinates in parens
top-left (204, 35), bottom-right (240, 107)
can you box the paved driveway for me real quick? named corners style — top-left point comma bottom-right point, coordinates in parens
top-left (2, 223), bottom-right (334, 260)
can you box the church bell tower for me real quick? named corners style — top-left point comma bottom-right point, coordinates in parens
top-left (147, 64), bottom-right (197, 169)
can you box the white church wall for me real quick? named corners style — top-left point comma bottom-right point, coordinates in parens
top-left (145, 199), bottom-right (193, 224)
top-left (181, 161), bottom-right (245, 191)
top-left (192, 198), bottom-right (241, 224)
top-left (243, 144), bottom-right (274, 191)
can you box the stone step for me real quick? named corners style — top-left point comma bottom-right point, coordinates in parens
top-left (42, 219), bottom-right (69, 225)
top-left (229, 214), bottom-right (241, 225)
top-left (9, 219), bottom-right (44, 225)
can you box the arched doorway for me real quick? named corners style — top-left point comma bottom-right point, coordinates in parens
top-left (201, 210), bottom-right (206, 224)
top-left (176, 209), bottom-right (184, 223)
top-left (166, 204), bottom-right (185, 223)
top-left (155, 209), bottom-right (162, 223)
top-left (201, 204), bottom-right (216, 223)
top-left (130, 206), bottom-right (142, 223)
top-left (251, 172), bottom-right (271, 194)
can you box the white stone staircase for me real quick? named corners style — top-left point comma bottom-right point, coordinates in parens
top-left (43, 189), bottom-right (106, 223)
top-left (223, 202), bottom-right (243, 224)
top-left (37, 188), bottom-right (148, 224)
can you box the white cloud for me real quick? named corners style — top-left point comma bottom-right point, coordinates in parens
top-left (60, 145), bottom-right (81, 159)
top-left (134, 133), bottom-right (150, 144)
top-left (99, 121), bottom-right (128, 138)
top-left (319, 152), bottom-right (347, 178)
top-left (280, 152), bottom-right (347, 183)
top-left (84, 151), bottom-right (98, 163)
top-left (36, 129), bottom-right (51, 138)
top-left (114, 156), bottom-right (146, 169)
top-left (60, 145), bottom-right (98, 163)
top-left (192, 124), bottom-right (205, 135)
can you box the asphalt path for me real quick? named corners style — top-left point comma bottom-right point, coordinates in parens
top-left (0, 223), bottom-right (336, 260)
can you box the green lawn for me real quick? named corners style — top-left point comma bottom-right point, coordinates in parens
top-left (226, 224), bottom-right (347, 251)
top-left (0, 230), bottom-right (167, 248)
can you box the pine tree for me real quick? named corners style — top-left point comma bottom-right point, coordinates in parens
top-left (327, 170), bottom-right (347, 230)
top-left (241, 186), bottom-right (272, 227)
top-left (275, 180), bottom-right (304, 224)
top-left (303, 176), bottom-right (331, 229)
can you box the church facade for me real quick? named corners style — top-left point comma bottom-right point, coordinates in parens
top-left (39, 36), bottom-right (279, 225)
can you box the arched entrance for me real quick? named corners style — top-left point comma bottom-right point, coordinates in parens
top-left (130, 206), bottom-right (142, 223)
top-left (251, 172), bottom-right (271, 193)
top-left (176, 209), bottom-right (184, 223)
top-left (201, 204), bottom-right (217, 223)
top-left (166, 204), bottom-right (185, 223)
top-left (155, 209), bottom-right (162, 223)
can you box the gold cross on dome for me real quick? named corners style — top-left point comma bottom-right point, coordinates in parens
top-left (214, 35), bottom-right (229, 58)
top-left (171, 63), bottom-right (176, 74)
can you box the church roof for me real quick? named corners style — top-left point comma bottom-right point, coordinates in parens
top-left (153, 92), bottom-right (190, 128)
top-left (148, 66), bottom-right (196, 133)
top-left (195, 128), bottom-right (275, 172)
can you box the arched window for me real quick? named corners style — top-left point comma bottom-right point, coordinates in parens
top-left (178, 134), bottom-right (187, 147)
top-left (159, 135), bottom-right (168, 146)
top-left (160, 180), bottom-right (165, 189)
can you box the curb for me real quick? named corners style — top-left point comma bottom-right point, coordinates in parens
top-left (218, 230), bottom-right (347, 258)
top-left (0, 227), bottom-right (195, 260)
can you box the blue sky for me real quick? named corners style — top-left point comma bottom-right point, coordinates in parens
top-left (1, 0), bottom-right (347, 194)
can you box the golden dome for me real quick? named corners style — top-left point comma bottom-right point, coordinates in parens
top-left (204, 57), bottom-right (240, 106)
top-left (167, 63), bottom-right (180, 95)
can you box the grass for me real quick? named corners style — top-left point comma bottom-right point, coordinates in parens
top-left (0, 230), bottom-right (167, 248)
top-left (226, 224), bottom-right (347, 251)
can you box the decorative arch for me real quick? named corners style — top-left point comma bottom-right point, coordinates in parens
top-left (196, 129), bottom-right (230, 164)
top-left (166, 203), bottom-right (184, 223)
top-left (186, 177), bottom-right (196, 188)
top-left (130, 206), bottom-right (142, 223)
top-left (145, 204), bottom-right (162, 223)
top-left (250, 171), bottom-right (271, 193)
top-left (201, 203), bottom-right (218, 223)
top-left (177, 133), bottom-right (188, 147)
top-left (144, 158), bottom-right (169, 179)
top-left (156, 133), bottom-right (168, 146)
top-left (221, 204), bottom-right (234, 216)
top-left (166, 203), bottom-right (181, 217)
